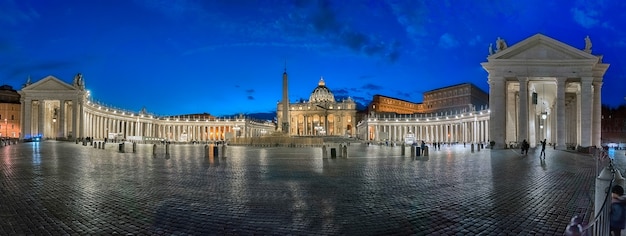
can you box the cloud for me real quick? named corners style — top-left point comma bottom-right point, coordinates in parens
top-left (245, 89), bottom-right (255, 94)
top-left (438, 33), bottom-right (459, 49)
top-left (333, 88), bottom-right (349, 96)
top-left (3, 61), bottom-right (76, 79)
top-left (247, 96), bottom-right (254, 100)
top-left (302, 0), bottom-right (401, 62)
top-left (362, 83), bottom-right (382, 91)
top-left (468, 35), bottom-right (482, 47)
top-left (570, 7), bottom-right (599, 28)
top-left (387, 2), bottom-right (429, 45)
top-left (0, 0), bottom-right (40, 26)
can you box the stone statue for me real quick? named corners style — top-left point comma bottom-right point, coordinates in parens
top-left (73, 73), bottom-right (85, 90)
top-left (22, 75), bottom-right (32, 88)
top-left (496, 37), bottom-right (507, 52)
top-left (584, 35), bottom-right (592, 53)
top-left (488, 43), bottom-right (494, 55)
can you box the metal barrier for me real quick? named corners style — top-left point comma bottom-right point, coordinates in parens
top-left (565, 148), bottom-right (616, 236)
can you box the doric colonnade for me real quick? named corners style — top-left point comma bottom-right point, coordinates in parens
top-left (19, 76), bottom-right (274, 142)
top-left (357, 110), bottom-right (490, 144)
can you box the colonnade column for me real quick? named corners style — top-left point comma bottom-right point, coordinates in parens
top-left (517, 77), bottom-right (528, 143)
top-left (556, 79), bottom-right (566, 149)
top-left (488, 76), bottom-right (506, 148)
top-left (592, 81), bottom-right (602, 147)
top-left (22, 99), bottom-right (32, 139)
top-left (580, 77), bottom-right (593, 147)
top-left (59, 100), bottom-right (65, 138)
top-left (38, 100), bottom-right (45, 137)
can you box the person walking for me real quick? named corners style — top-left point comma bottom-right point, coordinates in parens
top-left (521, 139), bottom-right (529, 155)
top-left (611, 185), bottom-right (626, 236)
top-left (540, 139), bottom-right (547, 159)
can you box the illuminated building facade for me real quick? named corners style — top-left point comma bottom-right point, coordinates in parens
top-left (368, 83), bottom-right (488, 115)
top-left (358, 34), bottom-right (607, 150)
top-left (18, 75), bottom-right (274, 142)
top-left (0, 85), bottom-right (21, 138)
top-left (277, 75), bottom-right (357, 137)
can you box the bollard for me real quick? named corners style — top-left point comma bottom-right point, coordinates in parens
top-left (322, 145), bottom-right (328, 159)
top-left (471, 143), bottom-right (475, 152)
top-left (133, 142), bottom-right (137, 153)
top-left (477, 144), bottom-right (481, 151)
top-left (423, 146), bottom-right (429, 156)
top-left (94, 142), bottom-right (98, 148)
top-left (342, 145), bottom-right (348, 158)
top-left (101, 142), bottom-right (105, 149)
top-left (213, 146), bottom-right (219, 158)
top-left (221, 144), bottom-right (226, 158)
top-left (205, 145), bottom-right (210, 157)
top-left (410, 146), bottom-right (415, 157)
top-left (76, 139), bottom-right (79, 144)
top-left (416, 147), bottom-right (421, 157)
top-left (165, 143), bottom-right (170, 155)
top-left (118, 143), bottom-right (125, 153)
top-left (338, 144), bottom-right (343, 158)
top-left (401, 143), bottom-right (406, 156)
top-left (330, 148), bottom-right (337, 159)
top-left (153, 144), bottom-right (157, 156)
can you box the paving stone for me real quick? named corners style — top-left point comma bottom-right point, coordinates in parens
top-left (0, 141), bottom-right (610, 234)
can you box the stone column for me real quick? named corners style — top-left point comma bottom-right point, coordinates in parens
top-left (22, 98), bottom-right (32, 139)
top-left (580, 78), bottom-right (593, 147)
top-left (592, 81), bottom-right (602, 147)
top-left (38, 100), bottom-right (45, 137)
top-left (489, 77), bottom-right (506, 148)
top-left (556, 79), bottom-right (566, 149)
top-left (517, 77), bottom-right (528, 143)
top-left (58, 100), bottom-right (65, 139)
top-left (78, 100), bottom-right (84, 139)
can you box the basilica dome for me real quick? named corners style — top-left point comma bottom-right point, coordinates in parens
top-left (309, 77), bottom-right (335, 103)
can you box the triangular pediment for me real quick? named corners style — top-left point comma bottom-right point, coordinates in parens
top-left (488, 34), bottom-right (598, 61)
top-left (23, 75), bottom-right (76, 91)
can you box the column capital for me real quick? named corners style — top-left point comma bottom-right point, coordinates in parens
top-left (517, 77), bottom-right (529, 83)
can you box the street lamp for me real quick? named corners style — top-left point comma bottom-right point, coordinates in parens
top-left (4, 118), bottom-right (6, 139)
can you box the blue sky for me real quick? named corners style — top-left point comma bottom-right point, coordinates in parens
top-left (1, 0), bottom-right (625, 116)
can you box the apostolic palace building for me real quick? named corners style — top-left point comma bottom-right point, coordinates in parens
top-left (7, 34), bottom-right (610, 150)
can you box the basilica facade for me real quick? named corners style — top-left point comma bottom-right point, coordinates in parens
top-left (276, 71), bottom-right (357, 137)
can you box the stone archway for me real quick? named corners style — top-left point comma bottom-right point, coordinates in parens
top-left (482, 34), bottom-right (609, 149)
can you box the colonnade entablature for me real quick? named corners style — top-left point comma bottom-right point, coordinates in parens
top-left (356, 108), bottom-right (491, 145)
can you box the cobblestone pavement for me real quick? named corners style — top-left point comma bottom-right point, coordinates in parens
top-left (0, 141), bottom-right (607, 235)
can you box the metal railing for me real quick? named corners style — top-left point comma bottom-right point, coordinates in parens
top-left (565, 148), bottom-right (615, 236)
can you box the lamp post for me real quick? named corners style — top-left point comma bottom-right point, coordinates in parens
top-left (4, 118), bottom-right (6, 140)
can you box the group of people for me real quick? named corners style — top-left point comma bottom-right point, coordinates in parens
top-left (519, 139), bottom-right (548, 158)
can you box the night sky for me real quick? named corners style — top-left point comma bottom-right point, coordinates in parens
top-left (1, 0), bottom-right (625, 117)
